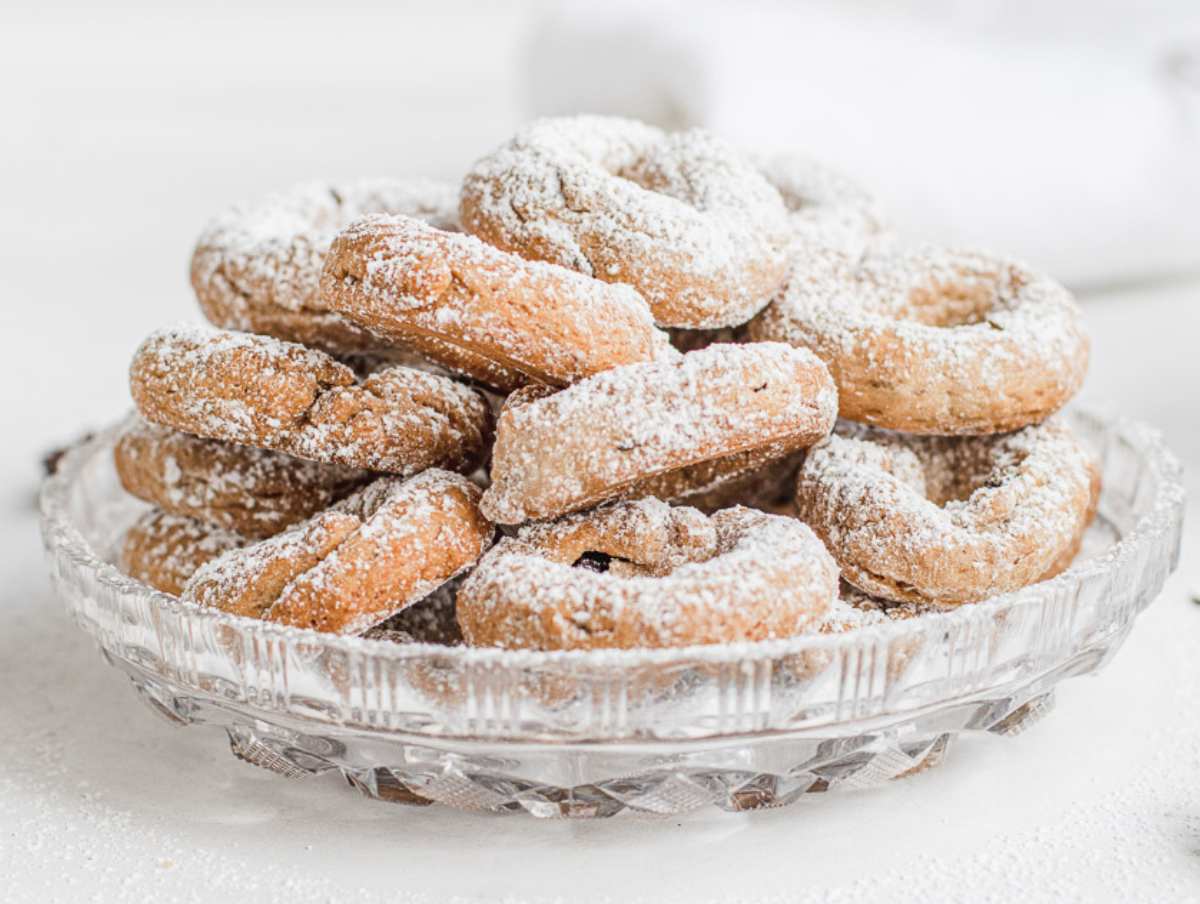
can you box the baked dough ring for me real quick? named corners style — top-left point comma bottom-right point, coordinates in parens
top-left (794, 420), bottom-right (1100, 605)
top-left (320, 214), bottom-right (672, 392)
top-left (746, 248), bottom-right (1089, 434)
top-left (183, 471), bottom-right (494, 635)
top-left (129, 326), bottom-right (492, 474)
top-left (481, 342), bottom-right (838, 524)
top-left (191, 178), bottom-right (458, 355)
top-left (120, 509), bottom-right (246, 596)
top-left (460, 115), bottom-right (790, 329)
top-left (756, 153), bottom-right (890, 259)
top-left (458, 498), bottom-right (837, 650)
top-left (114, 418), bottom-right (368, 539)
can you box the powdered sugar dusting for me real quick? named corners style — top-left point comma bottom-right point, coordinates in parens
top-left (120, 509), bottom-right (247, 595)
top-left (755, 152), bottom-right (892, 260)
top-left (796, 419), bottom-right (1098, 604)
top-left (322, 213), bottom-right (674, 388)
top-left (750, 246), bottom-right (1088, 395)
top-left (115, 417), bottom-right (368, 537)
top-left (460, 500), bottom-right (837, 649)
top-left (183, 471), bottom-right (492, 634)
top-left (129, 325), bottom-right (491, 475)
top-left (482, 342), bottom-right (837, 522)
top-left (191, 178), bottom-right (459, 343)
top-left (460, 115), bottom-right (791, 328)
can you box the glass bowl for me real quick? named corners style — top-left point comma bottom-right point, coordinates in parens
top-left (39, 409), bottom-right (1185, 818)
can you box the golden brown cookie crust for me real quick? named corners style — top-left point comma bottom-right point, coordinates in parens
top-left (191, 178), bottom-right (459, 355)
top-left (794, 420), bottom-right (1100, 605)
top-left (120, 509), bottom-right (246, 596)
top-left (747, 248), bottom-right (1089, 435)
top-left (460, 116), bottom-right (790, 329)
top-left (129, 326), bottom-right (492, 474)
top-left (182, 471), bottom-right (494, 635)
top-left (320, 214), bottom-right (673, 392)
top-left (458, 499), bottom-right (838, 650)
top-left (114, 418), bottom-right (368, 539)
top-left (481, 342), bottom-right (837, 524)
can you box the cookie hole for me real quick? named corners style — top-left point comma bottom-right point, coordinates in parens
top-left (572, 551), bottom-right (615, 573)
top-left (921, 443), bottom-right (1030, 506)
top-left (902, 281), bottom-right (996, 328)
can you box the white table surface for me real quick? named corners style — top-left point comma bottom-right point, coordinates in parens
top-left (3, 3), bottom-right (1199, 901)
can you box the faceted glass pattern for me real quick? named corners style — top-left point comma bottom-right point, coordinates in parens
top-left (39, 409), bottom-right (1185, 817)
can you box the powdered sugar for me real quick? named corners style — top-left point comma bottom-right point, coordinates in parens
top-left (115, 416), bottom-right (368, 537)
top-left (796, 419), bottom-right (1098, 604)
top-left (755, 152), bottom-right (892, 260)
top-left (191, 178), bottom-right (458, 327)
top-left (183, 471), bottom-right (492, 635)
top-left (482, 342), bottom-right (837, 522)
top-left (460, 115), bottom-right (791, 328)
top-left (129, 325), bottom-right (491, 475)
top-left (460, 500), bottom-right (837, 649)
top-left (752, 246), bottom-right (1086, 391)
top-left (321, 213), bottom-right (673, 389)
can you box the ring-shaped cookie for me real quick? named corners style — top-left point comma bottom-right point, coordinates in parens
top-left (794, 420), bottom-right (1100, 605)
top-left (191, 178), bottom-right (459, 355)
top-left (746, 248), bottom-right (1089, 434)
top-left (320, 214), bottom-right (672, 392)
top-left (120, 509), bottom-right (246, 596)
top-left (129, 327), bottom-right (492, 474)
top-left (458, 498), bottom-right (837, 650)
top-left (114, 418), bottom-right (368, 538)
top-left (183, 471), bottom-right (494, 634)
top-left (460, 115), bottom-right (790, 329)
top-left (756, 153), bottom-right (890, 259)
top-left (480, 342), bottom-right (837, 524)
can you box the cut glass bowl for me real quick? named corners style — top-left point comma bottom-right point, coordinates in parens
top-left (39, 408), bottom-right (1185, 818)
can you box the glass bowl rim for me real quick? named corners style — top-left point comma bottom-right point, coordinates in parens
top-left (40, 407), bottom-right (1185, 669)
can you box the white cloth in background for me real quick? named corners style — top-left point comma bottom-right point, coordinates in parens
top-left (525, 1), bottom-right (1200, 289)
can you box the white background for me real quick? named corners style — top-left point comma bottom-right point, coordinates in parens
top-left (2, 2), bottom-right (1199, 901)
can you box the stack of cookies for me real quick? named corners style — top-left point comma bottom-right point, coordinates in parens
top-left (114, 115), bottom-right (1097, 651)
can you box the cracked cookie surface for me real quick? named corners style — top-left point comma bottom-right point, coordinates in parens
top-left (129, 326), bottom-right (492, 474)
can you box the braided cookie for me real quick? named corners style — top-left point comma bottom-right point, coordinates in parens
top-left (794, 421), bottom-right (1100, 605)
top-left (481, 342), bottom-right (838, 524)
top-left (747, 248), bottom-right (1088, 434)
top-left (756, 153), bottom-right (890, 259)
top-left (183, 471), bottom-right (494, 635)
top-left (321, 214), bottom-right (672, 392)
top-left (129, 327), bottom-right (491, 474)
top-left (458, 498), bottom-right (837, 650)
top-left (460, 115), bottom-right (790, 329)
top-left (120, 509), bottom-right (246, 596)
top-left (191, 178), bottom-right (458, 354)
top-left (114, 418), bottom-right (368, 538)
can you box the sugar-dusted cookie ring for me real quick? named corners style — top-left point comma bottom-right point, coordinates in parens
top-left (755, 153), bottom-right (890, 259)
top-left (481, 342), bottom-right (838, 524)
top-left (114, 418), bottom-right (368, 539)
top-left (129, 327), bottom-right (492, 474)
top-left (458, 498), bottom-right (837, 650)
top-left (747, 248), bottom-right (1089, 434)
top-left (794, 420), bottom-right (1100, 605)
top-left (183, 471), bottom-right (494, 635)
top-left (321, 214), bottom-right (673, 392)
top-left (120, 509), bottom-right (246, 596)
top-left (191, 178), bottom-right (459, 354)
top-left (460, 115), bottom-right (791, 329)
